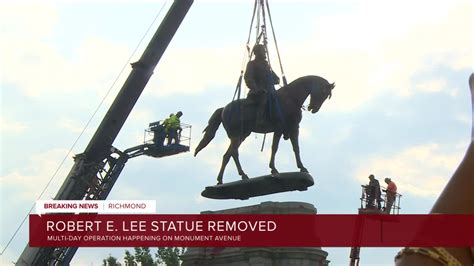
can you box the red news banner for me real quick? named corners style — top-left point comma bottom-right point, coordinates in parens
top-left (30, 214), bottom-right (474, 247)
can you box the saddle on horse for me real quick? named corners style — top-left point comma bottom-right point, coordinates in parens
top-left (247, 90), bottom-right (286, 135)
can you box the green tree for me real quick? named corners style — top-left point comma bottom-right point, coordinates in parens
top-left (134, 247), bottom-right (156, 266)
top-left (102, 254), bottom-right (120, 266)
top-left (124, 250), bottom-right (136, 266)
top-left (156, 247), bottom-right (186, 266)
top-left (103, 247), bottom-right (186, 265)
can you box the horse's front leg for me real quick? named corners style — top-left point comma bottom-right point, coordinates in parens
top-left (290, 129), bottom-right (308, 173)
top-left (269, 131), bottom-right (282, 176)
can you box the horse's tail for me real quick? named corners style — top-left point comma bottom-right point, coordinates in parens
top-left (194, 107), bottom-right (223, 156)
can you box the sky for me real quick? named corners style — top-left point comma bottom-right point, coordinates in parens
top-left (1, 0), bottom-right (473, 265)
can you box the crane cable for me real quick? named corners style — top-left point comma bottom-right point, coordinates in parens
top-left (265, 0), bottom-right (287, 86)
top-left (233, 0), bottom-right (257, 102)
top-left (230, 0), bottom-right (287, 150)
top-left (233, 0), bottom-right (286, 101)
top-left (0, 1), bottom-right (168, 256)
top-left (230, 0), bottom-right (259, 143)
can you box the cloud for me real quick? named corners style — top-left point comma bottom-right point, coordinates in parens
top-left (129, 108), bottom-right (154, 122)
top-left (57, 118), bottom-right (90, 134)
top-left (3, 1), bottom-right (470, 114)
top-left (144, 2), bottom-right (470, 106)
top-left (194, 193), bottom-right (210, 205)
top-left (1, 4), bottom-right (133, 99)
top-left (455, 112), bottom-right (471, 127)
top-left (110, 185), bottom-right (147, 201)
top-left (416, 79), bottom-right (447, 93)
top-left (0, 3), bottom-right (471, 265)
top-left (367, 1), bottom-right (472, 95)
top-left (0, 117), bottom-right (28, 133)
top-left (281, 1), bottom-right (472, 110)
top-left (4, 35), bottom-right (131, 98)
top-left (0, 3), bottom-right (57, 39)
top-left (0, 148), bottom-right (71, 201)
top-left (355, 143), bottom-right (466, 197)
top-left (193, 138), bottom-right (230, 174)
top-left (146, 45), bottom-right (243, 97)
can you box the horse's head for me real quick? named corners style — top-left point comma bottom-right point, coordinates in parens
top-left (308, 81), bottom-right (335, 113)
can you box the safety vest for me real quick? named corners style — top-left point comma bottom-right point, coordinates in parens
top-left (165, 115), bottom-right (180, 131)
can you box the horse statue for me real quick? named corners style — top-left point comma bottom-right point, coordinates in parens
top-left (195, 75), bottom-right (335, 185)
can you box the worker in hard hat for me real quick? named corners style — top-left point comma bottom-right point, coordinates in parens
top-left (163, 111), bottom-right (183, 145)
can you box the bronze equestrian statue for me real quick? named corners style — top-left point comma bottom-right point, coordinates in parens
top-left (195, 75), bottom-right (335, 185)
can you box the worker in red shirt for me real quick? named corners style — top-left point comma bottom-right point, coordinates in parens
top-left (384, 178), bottom-right (397, 214)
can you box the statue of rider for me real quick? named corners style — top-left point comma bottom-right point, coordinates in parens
top-left (244, 44), bottom-right (280, 129)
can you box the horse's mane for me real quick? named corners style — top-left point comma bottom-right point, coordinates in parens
top-left (277, 75), bottom-right (329, 93)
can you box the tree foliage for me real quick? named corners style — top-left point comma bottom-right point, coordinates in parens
top-left (134, 247), bottom-right (156, 266)
top-left (156, 247), bottom-right (186, 266)
top-left (124, 250), bottom-right (136, 266)
top-left (103, 247), bottom-right (186, 266)
top-left (103, 254), bottom-right (121, 266)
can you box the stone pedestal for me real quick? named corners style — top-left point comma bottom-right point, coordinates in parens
top-left (181, 201), bottom-right (329, 266)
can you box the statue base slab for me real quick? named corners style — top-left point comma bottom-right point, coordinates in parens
top-left (201, 172), bottom-right (314, 200)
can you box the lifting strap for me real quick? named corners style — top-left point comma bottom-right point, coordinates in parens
top-left (265, 0), bottom-right (287, 86)
top-left (233, 0), bottom-right (287, 101)
top-left (232, 0), bottom-right (288, 149)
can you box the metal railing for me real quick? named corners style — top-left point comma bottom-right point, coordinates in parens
top-left (145, 121), bottom-right (192, 147)
top-left (360, 184), bottom-right (402, 214)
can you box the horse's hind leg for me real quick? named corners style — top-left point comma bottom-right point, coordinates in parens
top-left (230, 136), bottom-right (249, 180)
top-left (216, 137), bottom-right (248, 184)
top-left (217, 145), bottom-right (232, 185)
